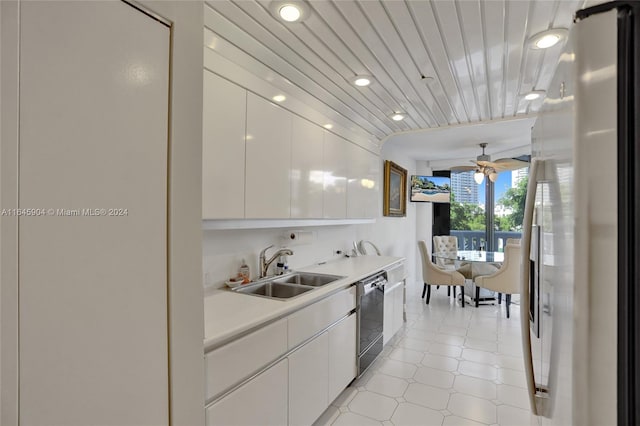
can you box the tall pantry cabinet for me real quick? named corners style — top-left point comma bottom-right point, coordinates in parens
top-left (1, 1), bottom-right (205, 424)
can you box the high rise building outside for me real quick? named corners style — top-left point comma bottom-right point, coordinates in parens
top-left (512, 167), bottom-right (529, 188)
top-left (451, 171), bottom-right (478, 204)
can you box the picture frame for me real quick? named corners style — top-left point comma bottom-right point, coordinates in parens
top-left (383, 160), bottom-right (407, 217)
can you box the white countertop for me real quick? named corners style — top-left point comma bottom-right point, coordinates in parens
top-left (203, 255), bottom-right (404, 351)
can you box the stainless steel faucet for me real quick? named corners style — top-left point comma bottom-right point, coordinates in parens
top-left (259, 245), bottom-right (294, 278)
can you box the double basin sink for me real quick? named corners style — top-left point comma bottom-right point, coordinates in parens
top-left (232, 272), bottom-right (344, 301)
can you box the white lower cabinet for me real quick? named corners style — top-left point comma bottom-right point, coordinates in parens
top-left (328, 313), bottom-right (357, 402)
top-left (205, 358), bottom-right (288, 426)
top-left (383, 282), bottom-right (404, 345)
top-left (288, 332), bottom-right (329, 426)
top-left (205, 286), bottom-right (358, 425)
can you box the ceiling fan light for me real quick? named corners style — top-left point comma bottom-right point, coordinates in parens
top-left (474, 171), bottom-right (485, 184)
top-left (489, 171), bottom-right (498, 182)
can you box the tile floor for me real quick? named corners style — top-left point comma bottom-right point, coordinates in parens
top-left (314, 282), bottom-right (539, 426)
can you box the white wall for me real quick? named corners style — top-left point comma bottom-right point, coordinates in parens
top-left (203, 225), bottom-right (358, 288)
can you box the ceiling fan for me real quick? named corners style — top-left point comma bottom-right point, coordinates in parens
top-left (450, 143), bottom-right (529, 184)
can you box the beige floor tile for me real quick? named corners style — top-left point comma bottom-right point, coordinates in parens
top-left (442, 415), bottom-right (488, 426)
top-left (331, 412), bottom-right (384, 426)
top-left (404, 382), bottom-right (451, 410)
top-left (414, 366), bottom-right (455, 389)
top-left (497, 404), bottom-right (538, 426)
top-left (448, 392), bottom-right (497, 424)
top-left (464, 337), bottom-right (498, 353)
top-left (377, 359), bottom-right (417, 379)
top-left (497, 368), bottom-right (527, 389)
top-left (459, 360), bottom-right (498, 381)
top-left (494, 354), bottom-right (525, 371)
top-left (497, 384), bottom-right (530, 410)
top-left (388, 347), bottom-right (425, 365)
top-left (461, 348), bottom-right (497, 366)
top-left (365, 373), bottom-right (410, 398)
top-left (390, 402), bottom-right (444, 426)
top-left (348, 391), bottom-right (398, 421)
top-left (453, 374), bottom-right (497, 400)
top-left (428, 342), bottom-right (463, 358)
top-left (438, 325), bottom-right (469, 337)
top-left (433, 333), bottom-right (466, 346)
top-left (421, 353), bottom-right (459, 372)
top-left (397, 337), bottom-right (431, 352)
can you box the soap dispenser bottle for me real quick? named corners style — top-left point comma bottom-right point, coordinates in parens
top-left (239, 259), bottom-right (250, 283)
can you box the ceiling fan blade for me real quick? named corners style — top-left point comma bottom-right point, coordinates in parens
top-left (492, 158), bottom-right (530, 170)
top-left (476, 160), bottom-right (493, 168)
top-left (450, 165), bottom-right (476, 172)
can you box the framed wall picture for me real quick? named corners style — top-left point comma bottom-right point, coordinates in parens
top-left (383, 160), bottom-right (407, 217)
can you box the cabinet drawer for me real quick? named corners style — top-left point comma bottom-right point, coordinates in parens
top-left (386, 262), bottom-right (406, 284)
top-left (205, 358), bottom-right (288, 426)
top-left (205, 318), bottom-right (287, 401)
top-left (288, 286), bottom-right (356, 349)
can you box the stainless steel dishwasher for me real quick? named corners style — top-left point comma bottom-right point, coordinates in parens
top-left (356, 271), bottom-right (387, 377)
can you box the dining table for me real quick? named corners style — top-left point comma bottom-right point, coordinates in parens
top-left (433, 250), bottom-right (504, 306)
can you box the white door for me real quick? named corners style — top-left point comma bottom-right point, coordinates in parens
top-left (19, 2), bottom-right (170, 424)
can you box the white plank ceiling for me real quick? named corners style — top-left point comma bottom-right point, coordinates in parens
top-left (204, 0), bottom-right (584, 146)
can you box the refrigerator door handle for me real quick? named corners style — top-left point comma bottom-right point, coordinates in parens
top-left (520, 158), bottom-right (543, 415)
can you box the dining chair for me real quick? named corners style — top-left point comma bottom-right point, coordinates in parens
top-left (432, 235), bottom-right (458, 270)
top-left (418, 240), bottom-right (466, 306)
top-left (473, 243), bottom-right (522, 317)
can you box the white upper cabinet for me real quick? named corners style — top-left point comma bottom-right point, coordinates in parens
top-left (347, 143), bottom-right (379, 219)
top-left (322, 131), bottom-right (348, 218)
top-left (202, 71), bottom-right (246, 219)
top-left (245, 93), bottom-right (292, 218)
top-left (291, 116), bottom-right (323, 218)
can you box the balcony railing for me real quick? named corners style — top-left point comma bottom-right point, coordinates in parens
top-left (450, 230), bottom-right (522, 252)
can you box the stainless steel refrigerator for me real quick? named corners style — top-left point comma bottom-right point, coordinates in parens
top-left (521, 2), bottom-right (639, 425)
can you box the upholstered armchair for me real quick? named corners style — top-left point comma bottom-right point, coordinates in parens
top-left (418, 240), bottom-right (466, 306)
top-left (474, 243), bottom-right (522, 317)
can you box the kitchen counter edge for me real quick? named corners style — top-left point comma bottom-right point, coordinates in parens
top-left (203, 255), bottom-right (404, 352)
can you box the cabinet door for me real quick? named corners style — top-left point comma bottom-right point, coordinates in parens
top-left (202, 71), bottom-right (246, 219)
top-left (347, 143), bottom-right (368, 218)
top-left (291, 116), bottom-right (323, 218)
top-left (289, 333), bottom-right (329, 426)
top-left (392, 283), bottom-right (405, 337)
top-left (18, 2), bottom-right (169, 424)
top-left (383, 288), bottom-right (394, 346)
top-left (245, 93), bottom-right (292, 218)
top-left (328, 314), bottom-right (357, 402)
top-left (365, 151), bottom-right (381, 218)
top-left (206, 359), bottom-right (288, 426)
top-left (323, 132), bottom-right (348, 218)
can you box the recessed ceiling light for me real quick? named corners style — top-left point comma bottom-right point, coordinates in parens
top-left (529, 28), bottom-right (568, 49)
top-left (272, 94), bottom-right (286, 102)
top-left (524, 90), bottom-right (546, 101)
top-left (390, 112), bottom-right (406, 121)
top-left (270, 1), bottom-right (309, 23)
top-left (323, 124), bottom-right (333, 129)
top-left (351, 75), bottom-right (373, 87)
top-left (279, 4), bottom-right (301, 22)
